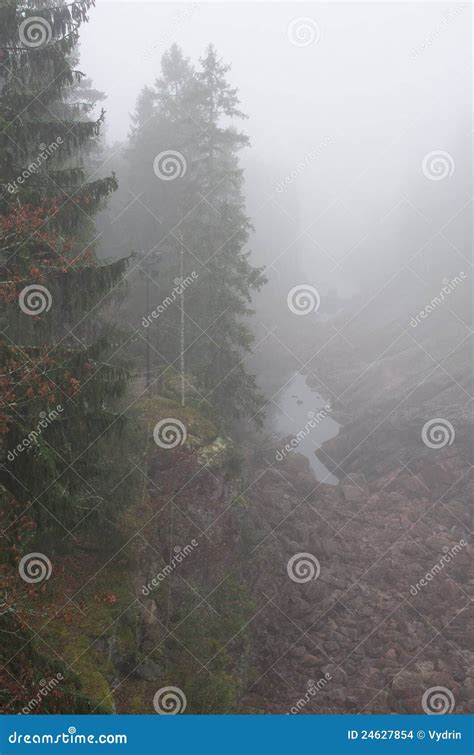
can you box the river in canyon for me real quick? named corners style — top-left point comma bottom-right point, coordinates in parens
top-left (272, 371), bottom-right (341, 485)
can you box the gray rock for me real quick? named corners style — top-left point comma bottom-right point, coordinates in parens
top-left (341, 485), bottom-right (364, 503)
top-left (134, 659), bottom-right (163, 681)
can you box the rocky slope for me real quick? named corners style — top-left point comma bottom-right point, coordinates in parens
top-left (238, 447), bottom-right (472, 714)
top-left (237, 293), bottom-right (472, 714)
top-left (1, 346), bottom-right (471, 716)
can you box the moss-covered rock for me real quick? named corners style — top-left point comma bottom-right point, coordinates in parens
top-left (132, 396), bottom-right (218, 449)
top-left (197, 435), bottom-right (234, 468)
top-left (33, 551), bottom-right (137, 715)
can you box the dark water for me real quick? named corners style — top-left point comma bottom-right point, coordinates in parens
top-left (273, 372), bottom-right (340, 485)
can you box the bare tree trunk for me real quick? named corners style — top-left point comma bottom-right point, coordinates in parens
top-left (145, 256), bottom-right (150, 389)
top-left (178, 232), bottom-right (185, 407)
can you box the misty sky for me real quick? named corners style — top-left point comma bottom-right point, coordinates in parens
top-left (80, 2), bottom-right (471, 290)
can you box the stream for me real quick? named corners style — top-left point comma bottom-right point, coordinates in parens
top-left (272, 372), bottom-right (341, 485)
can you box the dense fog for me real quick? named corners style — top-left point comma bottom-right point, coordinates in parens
top-left (1, 0), bottom-right (471, 719)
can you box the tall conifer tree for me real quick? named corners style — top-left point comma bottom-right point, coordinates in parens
top-left (121, 44), bottom-right (266, 425)
top-left (0, 0), bottom-right (131, 534)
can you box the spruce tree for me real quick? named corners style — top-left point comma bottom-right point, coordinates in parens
top-left (0, 0), bottom-right (132, 536)
top-left (189, 44), bottom-right (266, 422)
top-left (119, 44), bottom-right (266, 425)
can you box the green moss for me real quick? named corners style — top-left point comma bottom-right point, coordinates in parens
top-left (27, 627), bottom-right (114, 714)
top-left (35, 552), bottom-right (136, 714)
top-left (116, 679), bottom-right (157, 714)
top-left (131, 397), bottom-right (242, 476)
top-left (155, 577), bottom-right (255, 713)
top-left (197, 435), bottom-right (234, 468)
top-left (71, 656), bottom-right (114, 713)
top-left (128, 692), bottom-right (150, 714)
top-left (39, 622), bottom-right (112, 713)
top-left (132, 396), bottom-right (218, 448)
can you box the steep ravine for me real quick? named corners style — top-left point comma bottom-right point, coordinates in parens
top-left (2, 368), bottom-right (471, 716)
top-left (122, 365), bottom-right (472, 715)
top-left (237, 339), bottom-right (473, 714)
top-left (110, 352), bottom-right (472, 716)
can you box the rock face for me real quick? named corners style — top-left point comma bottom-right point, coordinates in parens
top-left (238, 448), bottom-right (472, 714)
